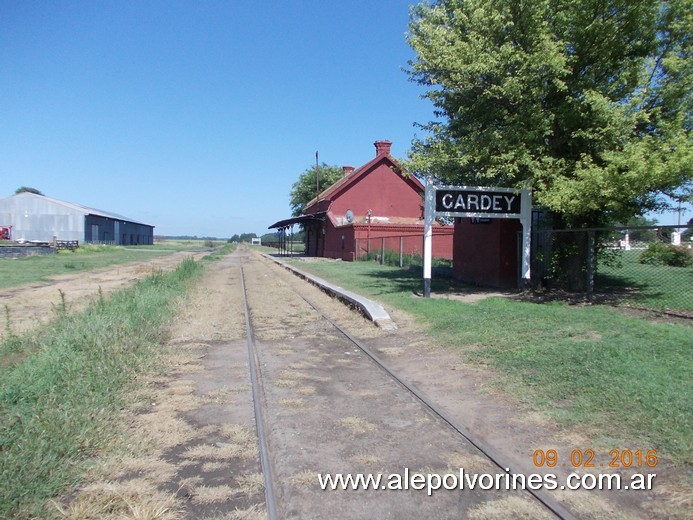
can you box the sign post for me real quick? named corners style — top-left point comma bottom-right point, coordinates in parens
top-left (423, 184), bottom-right (532, 297)
top-left (423, 179), bottom-right (435, 298)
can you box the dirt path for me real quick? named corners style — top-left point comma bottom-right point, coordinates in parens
top-left (0, 251), bottom-right (209, 339)
top-left (19, 248), bottom-right (682, 519)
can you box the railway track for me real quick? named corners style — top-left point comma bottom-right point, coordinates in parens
top-left (237, 248), bottom-right (578, 519)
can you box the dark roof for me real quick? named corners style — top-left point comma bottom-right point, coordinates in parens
top-left (268, 212), bottom-right (327, 229)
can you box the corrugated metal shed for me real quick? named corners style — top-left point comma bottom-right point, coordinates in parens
top-left (0, 192), bottom-right (154, 245)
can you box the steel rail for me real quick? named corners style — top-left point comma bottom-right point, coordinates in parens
top-left (256, 255), bottom-right (579, 520)
top-left (239, 260), bottom-right (278, 520)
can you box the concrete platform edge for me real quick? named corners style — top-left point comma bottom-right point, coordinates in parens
top-left (261, 254), bottom-right (397, 330)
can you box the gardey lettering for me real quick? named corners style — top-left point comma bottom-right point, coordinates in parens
top-left (439, 192), bottom-right (517, 213)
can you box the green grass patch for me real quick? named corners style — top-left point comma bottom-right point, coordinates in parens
top-left (0, 246), bottom-right (175, 289)
top-left (287, 258), bottom-right (692, 465)
top-left (0, 258), bottom-right (203, 518)
top-left (597, 249), bottom-right (693, 311)
top-left (201, 242), bottom-right (236, 262)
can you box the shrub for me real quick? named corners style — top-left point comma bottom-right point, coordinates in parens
top-left (639, 241), bottom-right (693, 267)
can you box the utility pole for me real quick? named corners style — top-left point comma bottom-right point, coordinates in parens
top-left (315, 151), bottom-right (319, 201)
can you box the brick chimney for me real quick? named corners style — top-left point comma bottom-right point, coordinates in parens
top-left (374, 140), bottom-right (392, 156)
top-left (342, 166), bottom-right (355, 176)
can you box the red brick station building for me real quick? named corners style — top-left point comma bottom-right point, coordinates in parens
top-left (270, 140), bottom-right (453, 262)
top-left (270, 140), bottom-right (526, 290)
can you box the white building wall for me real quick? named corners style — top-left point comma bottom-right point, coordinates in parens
top-left (0, 193), bottom-right (85, 242)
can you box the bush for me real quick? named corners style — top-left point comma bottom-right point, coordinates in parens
top-left (639, 241), bottom-right (693, 267)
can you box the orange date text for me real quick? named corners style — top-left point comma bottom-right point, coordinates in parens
top-left (532, 449), bottom-right (658, 468)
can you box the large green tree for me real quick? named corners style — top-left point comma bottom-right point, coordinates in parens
top-left (289, 163), bottom-right (344, 216)
top-left (406, 0), bottom-right (692, 228)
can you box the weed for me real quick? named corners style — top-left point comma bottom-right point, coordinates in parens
top-left (3, 304), bottom-right (12, 337)
top-left (0, 258), bottom-right (203, 518)
top-left (96, 286), bottom-right (105, 309)
top-left (2, 305), bottom-right (22, 355)
top-left (52, 288), bottom-right (68, 316)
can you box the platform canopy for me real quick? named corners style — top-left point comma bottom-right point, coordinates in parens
top-left (268, 212), bottom-right (326, 230)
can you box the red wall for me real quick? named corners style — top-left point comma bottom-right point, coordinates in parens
top-left (321, 223), bottom-right (453, 261)
top-left (453, 218), bottom-right (521, 289)
top-left (321, 221), bottom-right (355, 260)
top-left (329, 162), bottom-right (424, 220)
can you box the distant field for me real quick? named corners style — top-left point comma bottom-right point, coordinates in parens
top-left (286, 257), bottom-right (692, 466)
top-left (0, 244), bottom-right (179, 289)
top-left (148, 239), bottom-right (226, 250)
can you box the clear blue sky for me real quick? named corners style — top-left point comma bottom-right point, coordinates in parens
top-left (1, 0), bottom-right (435, 238)
top-left (2, 1), bottom-right (688, 238)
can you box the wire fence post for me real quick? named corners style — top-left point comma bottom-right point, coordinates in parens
top-left (399, 236), bottom-right (404, 268)
top-left (380, 238), bottom-right (385, 265)
top-left (587, 230), bottom-right (595, 299)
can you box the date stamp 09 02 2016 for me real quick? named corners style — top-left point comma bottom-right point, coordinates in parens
top-left (532, 449), bottom-right (658, 469)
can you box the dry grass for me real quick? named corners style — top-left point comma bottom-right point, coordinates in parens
top-left (107, 457), bottom-right (178, 484)
top-left (221, 424), bottom-right (255, 445)
top-left (379, 346), bottom-right (406, 356)
top-left (274, 378), bottom-right (299, 388)
top-left (288, 470), bottom-right (318, 489)
top-left (231, 504), bottom-right (268, 520)
top-left (160, 380), bottom-right (197, 396)
top-left (467, 495), bottom-right (553, 520)
top-left (202, 387), bottom-right (235, 405)
top-left (236, 473), bottom-right (264, 496)
top-left (653, 480), bottom-right (693, 511)
top-left (53, 480), bottom-right (182, 520)
top-left (201, 462), bottom-right (230, 473)
top-left (133, 414), bottom-right (197, 450)
top-left (178, 476), bottom-right (204, 490)
top-left (552, 489), bottom-right (637, 520)
top-left (192, 485), bottom-right (235, 504)
top-left (220, 424), bottom-right (259, 461)
top-left (295, 386), bottom-right (316, 396)
top-left (337, 416), bottom-right (377, 435)
top-left (203, 504), bottom-right (266, 520)
top-left (446, 451), bottom-right (497, 474)
top-left (228, 383), bottom-right (252, 393)
top-left (285, 362), bottom-right (313, 370)
top-left (277, 398), bottom-right (307, 410)
top-left (181, 443), bottom-right (241, 461)
top-left (351, 453), bottom-right (382, 465)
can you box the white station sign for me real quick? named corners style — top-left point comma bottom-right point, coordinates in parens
top-left (423, 184), bottom-right (532, 297)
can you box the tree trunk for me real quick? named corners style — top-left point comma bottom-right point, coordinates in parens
top-left (552, 230), bottom-right (590, 292)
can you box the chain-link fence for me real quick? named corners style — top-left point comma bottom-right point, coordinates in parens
top-left (532, 225), bottom-right (693, 314)
top-left (355, 233), bottom-right (453, 269)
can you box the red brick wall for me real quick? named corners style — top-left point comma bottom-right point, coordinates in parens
top-left (329, 163), bottom-right (424, 221)
top-left (320, 223), bottom-right (453, 261)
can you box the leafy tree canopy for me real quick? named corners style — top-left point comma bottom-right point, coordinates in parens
top-left (15, 186), bottom-right (44, 195)
top-left (406, 0), bottom-right (692, 227)
top-left (289, 163), bottom-right (345, 217)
